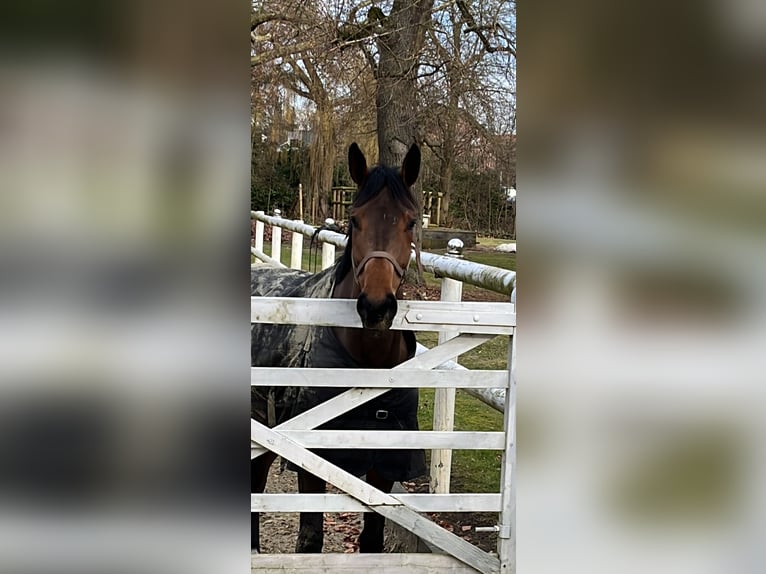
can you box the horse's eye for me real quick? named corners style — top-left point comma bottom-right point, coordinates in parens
top-left (349, 216), bottom-right (359, 229)
top-left (407, 219), bottom-right (417, 231)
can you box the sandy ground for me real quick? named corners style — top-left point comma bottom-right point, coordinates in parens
top-left (256, 462), bottom-right (497, 556)
top-left (258, 461), bottom-right (363, 554)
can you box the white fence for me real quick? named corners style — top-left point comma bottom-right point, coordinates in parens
top-left (250, 210), bottom-right (516, 573)
top-left (250, 209), bottom-right (516, 413)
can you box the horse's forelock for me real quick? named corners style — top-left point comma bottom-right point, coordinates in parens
top-left (352, 165), bottom-right (417, 211)
top-left (335, 166), bottom-right (416, 284)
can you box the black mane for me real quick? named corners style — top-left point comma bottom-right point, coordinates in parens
top-left (335, 165), bottom-right (418, 284)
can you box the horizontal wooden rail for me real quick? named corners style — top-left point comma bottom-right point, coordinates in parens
top-left (252, 553), bottom-right (478, 573)
top-left (250, 247), bottom-right (285, 268)
top-left (251, 367), bottom-right (509, 389)
top-left (252, 430), bottom-right (506, 450)
top-left (251, 210), bottom-right (347, 247)
top-left (250, 297), bottom-right (515, 334)
top-left (251, 493), bottom-right (501, 513)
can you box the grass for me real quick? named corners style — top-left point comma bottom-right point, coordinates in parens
top-left (463, 250), bottom-right (515, 272)
top-left (253, 242), bottom-right (332, 271)
top-left (475, 236), bottom-right (515, 249)
top-left (416, 331), bottom-right (508, 494)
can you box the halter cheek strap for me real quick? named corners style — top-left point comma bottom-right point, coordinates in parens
top-left (352, 250), bottom-right (409, 286)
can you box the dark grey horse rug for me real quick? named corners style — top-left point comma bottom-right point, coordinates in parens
top-left (251, 264), bottom-right (426, 481)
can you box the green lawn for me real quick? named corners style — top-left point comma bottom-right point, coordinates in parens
top-left (417, 331), bottom-right (508, 493)
top-left (253, 242), bottom-right (329, 270)
top-left (475, 236), bottom-right (516, 250)
top-left (463, 250), bottom-right (515, 271)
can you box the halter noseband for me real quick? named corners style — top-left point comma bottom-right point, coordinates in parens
top-left (352, 250), bottom-right (408, 286)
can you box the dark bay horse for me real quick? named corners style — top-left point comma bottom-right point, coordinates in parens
top-left (251, 142), bottom-right (426, 553)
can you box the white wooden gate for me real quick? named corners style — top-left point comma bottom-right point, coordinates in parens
top-left (250, 296), bottom-right (516, 574)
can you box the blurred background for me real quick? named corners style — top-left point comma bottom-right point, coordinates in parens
top-left (0, 1), bottom-right (250, 573)
top-left (520, 0), bottom-right (766, 572)
top-left (1, 0), bottom-right (765, 572)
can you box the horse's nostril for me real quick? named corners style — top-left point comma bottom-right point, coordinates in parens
top-left (357, 293), bottom-right (397, 328)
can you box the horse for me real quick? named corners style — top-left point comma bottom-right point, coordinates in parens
top-left (251, 142), bottom-right (426, 554)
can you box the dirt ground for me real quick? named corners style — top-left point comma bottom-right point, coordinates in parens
top-left (258, 464), bottom-right (498, 555)
top-left (400, 282), bottom-right (506, 303)
top-left (258, 462), bottom-right (363, 554)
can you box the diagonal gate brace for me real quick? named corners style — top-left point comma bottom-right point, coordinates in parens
top-left (251, 421), bottom-right (500, 574)
top-left (251, 333), bottom-right (495, 458)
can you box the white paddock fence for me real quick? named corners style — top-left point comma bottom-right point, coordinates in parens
top-left (251, 210), bottom-right (516, 574)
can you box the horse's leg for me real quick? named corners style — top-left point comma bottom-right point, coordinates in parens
top-left (358, 468), bottom-right (394, 553)
top-left (296, 470), bottom-right (325, 553)
top-left (251, 451), bottom-right (277, 552)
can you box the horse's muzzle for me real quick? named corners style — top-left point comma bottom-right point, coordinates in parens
top-left (356, 293), bottom-right (398, 330)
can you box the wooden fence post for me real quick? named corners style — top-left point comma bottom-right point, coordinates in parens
top-left (321, 218), bottom-right (336, 269)
top-left (497, 292), bottom-right (516, 573)
top-left (291, 220), bottom-right (304, 270)
top-left (430, 238), bottom-right (464, 494)
top-left (271, 209), bottom-right (282, 265)
top-left (254, 211), bottom-right (265, 253)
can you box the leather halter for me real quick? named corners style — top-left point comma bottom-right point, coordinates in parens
top-left (352, 250), bottom-right (408, 285)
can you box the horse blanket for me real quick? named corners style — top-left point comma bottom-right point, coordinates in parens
top-left (251, 264), bottom-right (426, 481)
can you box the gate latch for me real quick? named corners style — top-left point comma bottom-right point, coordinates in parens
top-left (475, 524), bottom-right (511, 539)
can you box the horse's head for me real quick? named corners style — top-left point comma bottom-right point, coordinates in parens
top-left (342, 142), bottom-right (420, 330)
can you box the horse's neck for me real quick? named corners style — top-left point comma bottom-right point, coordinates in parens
top-left (332, 272), bottom-right (409, 369)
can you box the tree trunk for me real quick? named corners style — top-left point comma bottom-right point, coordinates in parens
top-left (439, 75), bottom-right (459, 226)
top-left (308, 101), bottom-right (334, 223)
top-left (436, 12), bottom-right (461, 228)
top-left (375, 0), bottom-right (435, 166)
top-left (438, 159), bottom-right (453, 227)
top-left (372, 1), bottom-right (435, 283)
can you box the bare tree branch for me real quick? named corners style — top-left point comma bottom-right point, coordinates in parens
top-left (251, 40), bottom-right (319, 66)
top-left (251, 10), bottom-right (311, 30)
top-left (455, 0), bottom-right (516, 56)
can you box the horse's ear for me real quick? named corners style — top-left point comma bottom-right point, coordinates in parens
top-left (348, 143), bottom-right (368, 186)
top-left (401, 143), bottom-right (421, 187)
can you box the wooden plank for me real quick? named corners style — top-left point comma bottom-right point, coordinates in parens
top-left (432, 276), bottom-right (462, 495)
top-left (250, 298), bottom-right (515, 334)
top-left (250, 247), bottom-right (286, 268)
top-left (250, 422), bottom-right (500, 574)
top-left (418, 250), bottom-right (515, 296)
top-left (497, 334), bottom-right (516, 573)
top-left (290, 225), bottom-right (303, 270)
top-left (254, 217), bottom-right (264, 252)
top-left (253, 430), bottom-right (506, 450)
top-left (251, 493), bottom-right (501, 513)
top-left (251, 368), bottom-right (509, 389)
top-left (405, 309), bottom-right (510, 328)
top-left (399, 334), bottom-right (497, 368)
top-left (250, 335), bottom-right (495, 458)
top-left (252, 553), bottom-right (481, 573)
top-left (321, 242), bottom-right (335, 269)
top-left (271, 223), bottom-right (282, 263)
